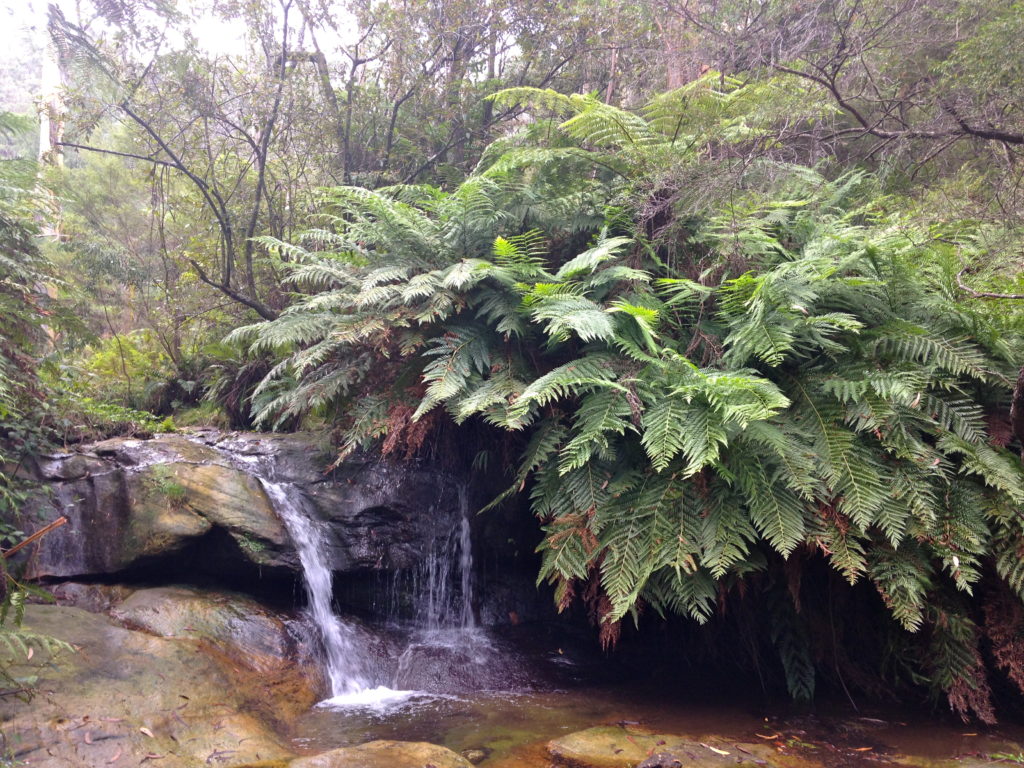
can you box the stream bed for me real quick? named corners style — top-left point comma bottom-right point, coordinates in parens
top-left (291, 681), bottom-right (1024, 768)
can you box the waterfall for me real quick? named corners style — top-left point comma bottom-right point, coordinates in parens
top-left (457, 483), bottom-right (475, 629)
top-left (261, 473), bottom-right (497, 706)
top-left (416, 483), bottom-right (476, 630)
top-left (388, 483), bottom-right (496, 691)
top-left (262, 481), bottom-right (371, 696)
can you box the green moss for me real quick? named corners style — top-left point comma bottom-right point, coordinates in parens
top-left (235, 532), bottom-right (267, 555)
top-left (147, 465), bottom-right (187, 507)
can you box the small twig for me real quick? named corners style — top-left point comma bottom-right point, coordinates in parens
top-left (956, 267), bottom-right (1024, 300)
top-left (3, 517), bottom-right (69, 559)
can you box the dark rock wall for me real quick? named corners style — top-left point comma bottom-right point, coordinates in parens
top-left (17, 430), bottom-right (551, 626)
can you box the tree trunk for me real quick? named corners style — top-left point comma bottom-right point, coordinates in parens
top-left (1011, 366), bottom-right (1024, 460)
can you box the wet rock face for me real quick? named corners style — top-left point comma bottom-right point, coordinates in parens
top-left (307, 460), bottom-right (466, 572)
top-left (391, 632), bottom-right (538, 693)
top-left (18, 431), bottom-right (468, 582)
top-left (4, 604), bottom-right (298, 768)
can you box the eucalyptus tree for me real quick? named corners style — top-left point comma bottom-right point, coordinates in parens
top-left (50, 0), bottom-right (333, 321)
top-left (291, 0), bottom-right (665, 185)
top-left (656, 0), bottom-right (1024, 185)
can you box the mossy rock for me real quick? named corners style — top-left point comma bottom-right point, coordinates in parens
top-left (125, 461), bottom-right (292, 567)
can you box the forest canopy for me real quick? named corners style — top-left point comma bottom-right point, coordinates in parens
top-left (3, 0), bottom-right (1024, 721)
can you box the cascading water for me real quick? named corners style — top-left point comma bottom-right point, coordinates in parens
top-left (387, 483), bottom-right (506, 692)
top-left (262, 481), bottom-right (371, 696)
top-left (259, 469), bottom-right (514, 706)
top-left (416, 483), bottom-right (476, 631)
top-left (262, 481), bottom-right (416, 707)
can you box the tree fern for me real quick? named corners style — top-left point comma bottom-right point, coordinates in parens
top-left (237, 87), bottom-right (1024, 716)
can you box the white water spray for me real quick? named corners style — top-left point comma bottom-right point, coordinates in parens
top-left (262, 481), bottom-right (371, 696)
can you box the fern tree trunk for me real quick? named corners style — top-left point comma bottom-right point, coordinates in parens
top-left (1011, 366), bottom-right (1024, 460)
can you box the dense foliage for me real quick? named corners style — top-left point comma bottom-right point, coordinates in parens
top-left (3, 0), bottom-right (1024, 721)
top-left (0, 114), bottom-right (74, 700)
top-left (236, 86), bottom-right (1024, 719)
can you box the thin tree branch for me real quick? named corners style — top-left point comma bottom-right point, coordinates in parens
top-left (56, 142), bottom-right (174, 167)
top-left (3, 517), bottom-right (68, 559)
top-left (956, 268), bottom-right (1024, 300)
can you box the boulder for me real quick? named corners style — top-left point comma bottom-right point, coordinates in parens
top-left (287, 740), bottom-right (473, 768)
top-left (125, 461), bottom-right (293, 566)
top-left (2, 605), bottom-right (295, 767)
top-left (391, 630), bottom-right (536, 692)
top-left (548, 727), bottom-right (779, 768)
top-left (49, 582), bottom-right (136, 613)
top-left (110, 586), bottom-right (312, 676)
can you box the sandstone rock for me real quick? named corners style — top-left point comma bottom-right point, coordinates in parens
top-left (287, 740), bottom-right (473, 768)
top-left (22, 455), bottom-right (296, 580)
top-left (124, 460), bottom-right (293, 567)
top-left (3, 605), bottom-right (294, 767)
top-left (548, 727), bottom-right (779, 768)
top-left (110, 586), bottom-right (306, 675)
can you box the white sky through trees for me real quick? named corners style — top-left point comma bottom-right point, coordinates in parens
top-left (0, 0), bottom-right (342, 112)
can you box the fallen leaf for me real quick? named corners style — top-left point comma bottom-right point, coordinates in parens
top-left (84, 732), bottom-right (92, 745)
top-left (701, 743), bottom-right (730, 756)
top-left (756, 734), bottom-right (781, 740)
top-left (852, 747), bottom-right (873, 752)
top-left (107, 746), bottom-right (122, 764)
top-left (962, 733), bottom-right (978, 737)
top-left (26, 647), bottom-right (33, 660)
top-left (139, 727), bottom-right (155, 738)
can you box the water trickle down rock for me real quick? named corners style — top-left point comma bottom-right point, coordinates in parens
top-left (262, 481), bottom-right (372, 697)
top-left (388, 483), bottom-right (533, 694)
top-left (416, 482), bottom-right (476, 632)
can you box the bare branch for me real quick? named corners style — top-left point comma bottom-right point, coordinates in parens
top-left (956, 268), bottom-right (1024, 300)
top-left (56, 141), bottom-right (174, 167)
